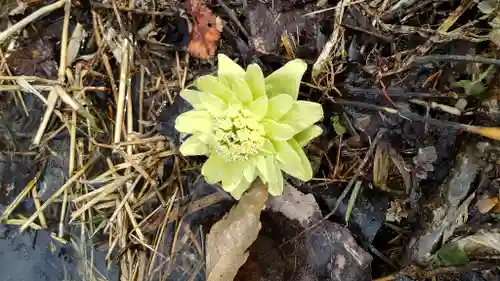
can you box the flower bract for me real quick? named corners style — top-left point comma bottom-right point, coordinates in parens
top-left (175, 54), bottom-right (323, 199)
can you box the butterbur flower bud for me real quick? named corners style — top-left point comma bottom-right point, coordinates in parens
top-left (174, 54), bottom-right (324, 199)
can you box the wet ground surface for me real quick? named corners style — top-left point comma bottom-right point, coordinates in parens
top-left (1, 0), bottom-right (500, 280)
top-left (0, 224), bottom-right (118, 281)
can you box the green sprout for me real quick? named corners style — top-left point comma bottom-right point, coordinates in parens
top-left (175, 54), bottom-right (324, 199)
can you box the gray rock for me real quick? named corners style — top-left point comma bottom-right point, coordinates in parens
top-left (405, 143), bottom-right (487, 264)
top-left (235, 185), bottom-right (373, 281)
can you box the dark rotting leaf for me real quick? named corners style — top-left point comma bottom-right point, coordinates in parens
top-left (156, 93), bottom-right (193, 146)
top-left (7, 38), bottom-right (58, 79)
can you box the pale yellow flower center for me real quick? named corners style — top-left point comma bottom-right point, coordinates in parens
top-left (213, 107), bottom-right (265, 162)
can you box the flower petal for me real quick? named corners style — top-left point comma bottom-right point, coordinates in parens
top-left (201, 154), bottom-right (226, 184)
top-left (198, 92), bottom-right (227, 116)
top-left (221, 160), bottom-right (248, 189)
top-left (196, 75), bottom-right (234, 103)
top-left (264, 59), bottom-right (307, 99)
top-left (294, 125), bottom-right (323, 147)
top-left (179, 135), bottom-right (208, 156)
top-left (269, 163), bottom-right (284, 196)
top-left (289, 138), bottom-right (313, 181)
top-left (243, 159), bottom-right (257, 184)
top-left (197, 131), bottom-right (216, 145)
top-left (227, 177), bottom-right (252, 200)
top-left (256, 156), bottom-right (277, 185)
top-left (226, 76), bottom-right (253, 103)
top-left (245, 64), bottom-right (266, 99)
top-left (180, 89), bottom-right (204, 110)
top-left (274, 140), bottom-right (308, 181)
top-left (218, 54), bottom-right (245, 79)
top-left (280, 101), bottom-right (323, 133)
top-left (262, 119), bottom-right (296, 141)
top-left (259, 138), bottom-right (276, 155)
top-left (248, 95), bottom-right (268, 120)
top-left (266, 94), bottom-right (294, 120)
top-left (174, 110), bottom-right (212, 133)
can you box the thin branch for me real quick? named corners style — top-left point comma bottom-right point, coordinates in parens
top-left (413, 54), bottom-right (500, 66)
top-left (0, 0), bottom-right (66, 44)
top-left (280, 128), bottom-right (386, 247)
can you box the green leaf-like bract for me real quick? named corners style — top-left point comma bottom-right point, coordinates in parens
top-left (175, 54), bottom-right (324, 199)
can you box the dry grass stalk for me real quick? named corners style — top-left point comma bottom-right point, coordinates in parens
top-left (20, 154), bottom-right (99, 232)
top-left (31, 187), bottom-right (47, 228)
top-left (312, 0), bottom-right (350, 80)
top-left (0, 168), bottom-right (43, 223)
top-left (0, 1), bottom-right (193, 280)
top-left (58, 0), bottom-right (70, 82)
top-left (0, 51), bottom-right (29, 115)
top-left (32, 88), bottom-right (58, 145)
top-left (114, 36), bottom-right (131, 144)
top-left (0, 0), bottom-right (66, 43)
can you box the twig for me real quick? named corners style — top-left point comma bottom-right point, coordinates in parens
top-left (280, 129), bottom-right (386, 247)
top-left (374, 262), bottom-right (499, 281)
top-left (332, 98), bottom-right (466, 129)
top-left (127, 43), bottom-right (134, 151)
top-left (346, 86), bottom-right (457, 99)
top-left (0, 168), bottom-right (43, 222)
top-left (31, 187), bottom-right (47, 228)
top-left (0, 0), bottom-right (66, 43)
top-left (0, 76), bottom-right (61, 84)
top-left (312, 0), bottom-right (349, 79)
top-left (380, 0), bottom-right (476, 77)
top-left (70, 175), bottom-right (133, 221)
top-left (32, 88), bottom-right (58, 146)
top-left (92, 11), bottom-right (118, 99)
top-left (216, 0), bottom-right (250, 39)
top-left (328, 129), bottom-right (386, 216)
top-left (90, 1), bottom-right (175, 16)
top-left (331, 98), bottom-right (500, 141)
top-left (114, 37), bottom-right (130, 144)
top-left (383, 24), bottom-right (485, 43)
top-left (413, 55), bottom-right (500, 66)
top-left (0, 51), bottom-right (29, 116)
top-left (341, 23), bottom-right (392, 42)
top-left (59, 110), bottom-right (77, 237)
top-left (139, 65), bottom-right (145, 134)
top-left (58, 0), bottom-right (71, 82)
top-left (20, 154), bottom-right (100, 232)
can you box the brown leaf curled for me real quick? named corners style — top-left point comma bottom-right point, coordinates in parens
top-left (187, 0), bottom-right (222, 59)
top-left (206, 181), bottom-right (268, 281)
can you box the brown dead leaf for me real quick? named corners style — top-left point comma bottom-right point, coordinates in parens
top-left (491, 201), bottom-right (500, 213)
top-left (206, 181), bottom-right (268, 281)
top-left (475, 196), bottom-right (499, 214)
top-left (187, 0), bottom-right (222, 59)
top-left (373, 142), bottom-right (390, 190)
top-left (389, 147), bottom-right (412, 194)
top-left (7, 38), bottom-right (58, 78)
top-left (456, 231), bottom-right (500, 257)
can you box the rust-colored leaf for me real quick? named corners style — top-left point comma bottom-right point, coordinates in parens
top-left (186, 0), bottom-right (222, 60)
top-left (491, 200), bottom-right (500, 213)
top-left (475, 196), bottom-right (499, 214)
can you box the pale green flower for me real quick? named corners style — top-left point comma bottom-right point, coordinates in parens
top-left (175, 54), bottom-right (323, 199)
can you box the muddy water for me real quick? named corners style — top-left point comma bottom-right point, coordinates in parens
top-left (0, 224), bottom-right (119, 281)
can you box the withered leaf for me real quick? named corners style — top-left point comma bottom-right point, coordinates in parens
top-left (7, 38), bottom-right (58, 78)
top-left (455, 231), bottom-right (500, 257)
top-left (373, 142), bottom-right (390, 190)
top-left (206, 181), bottom-right (268, 281)
top-left (187, 0), bottom-right (222, 59)
top-left (475, 196), bottom-right (499, 214)
top-left (389, 148), bottom-right (412, 194)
